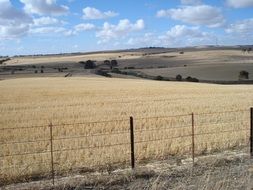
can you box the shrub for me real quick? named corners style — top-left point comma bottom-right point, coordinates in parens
top-left (126, 71), bottom-right (138, 77)
top-left (179, 51), bottom-right (184, 54)
top-left (186, 76), bottom-right (192, 81)
top-left (121, 71), bottom-right (128, 75)
top-left (239, 70), bottom-right (249, 80)
top-left (0, 58), bottom-right (11, 64)
top-left (186, 76), bottom-right (199, 82)
top-left (111, 60), bottom-right (118, 66)
top-left (155, 75), bottom-right (164, 80)
top-left (84, 60), bottom-right (96, 69)
top-left (104, 60), bottom-right (110, 65)
top-left (95, 69), bottom-right (111, 77)
top-left (176, 74), bottom-right (182, 81)
top-left (124, 67), bottom-right (135, 69)
top-left (79, 61), bottom-right (85, 64)
top-left (111, 68), bottom-right (121, 74)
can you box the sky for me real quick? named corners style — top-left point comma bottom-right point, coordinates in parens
top-left (0, 0), bottom-right (253, 56)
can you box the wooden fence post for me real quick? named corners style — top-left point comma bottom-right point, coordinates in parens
top-left (130, 116), bottom-right (135, 169)
top-left (49, 122), bottom-right (55, 185)
top-left (250, 108), bottom-right (253, 157)
top-left (191, 113), bottom-right (195, 164)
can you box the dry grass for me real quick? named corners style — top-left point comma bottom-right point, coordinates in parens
top-left (6, 49), bottom-right (253, 66)
top-left (148, 49), bottom-right (253, 65)
top-left (5, 52), bottom-right (143, 65)
top-left (0, 77), bottom-right (252, 183)
top-left (3, 149), bottom-right (253, 190)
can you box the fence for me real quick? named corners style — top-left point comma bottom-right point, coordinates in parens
top-left (0, 108), bottom-right (252, 186)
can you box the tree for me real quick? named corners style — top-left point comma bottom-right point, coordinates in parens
top-left (111, 60), bottom-right (118, 66)
top-left (104, 60), bottom-right (110, 65)
top-left (176, 74), bottom-right (182, 81)
top-left (186, 76), bottom-right (199, 82)
top-left (84, 60), bottom-right (96, 69)
top-left (155, 75), bottom-right (163, 80)
top-left (239, 70), bottom-right (249, 80)
top-left (78, 61), bottom-right (85, 64)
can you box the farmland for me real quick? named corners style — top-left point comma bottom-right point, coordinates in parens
top-left (2, 0), bottom-right (253, 188)
top-left (0, 77), bottom-right (252, 184)
top-left (1, 47), bottom-right (253, 82)
top-left (1, 47), bottom-right (253, 187)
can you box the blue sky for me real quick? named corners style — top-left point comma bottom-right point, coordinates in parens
top-left (0, 0), bottom-right (253, 56)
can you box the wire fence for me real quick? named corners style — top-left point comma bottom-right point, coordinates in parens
top-left (0, 108), bottom-right (252, 186)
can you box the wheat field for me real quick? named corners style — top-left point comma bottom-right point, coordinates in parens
top-left (0, 77), bottom-right (252, 182)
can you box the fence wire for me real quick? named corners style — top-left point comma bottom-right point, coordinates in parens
top-left (0, 108), bottom-right (252, 185)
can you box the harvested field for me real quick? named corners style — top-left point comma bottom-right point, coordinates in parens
top-left (0, 77), bottom-right (252, 183)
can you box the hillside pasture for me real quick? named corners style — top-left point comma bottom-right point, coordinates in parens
top-left (1, 48), bottom-right (253, 82)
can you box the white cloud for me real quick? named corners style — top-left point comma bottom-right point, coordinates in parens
top-left (126, 25), bottom-right (214, 47)
top-left (29, 22), bottom-right (96, 37)
top-left (181, 0), bottom-right (202, 5)
top-left (74, 23), bottom-right (96, 32)
top-left (29, 26), bottom-right (66, 34)
top-left (127, 33), bottom-right (160, 46)
top-left (226, 0), bottom-right (253, 8)
top-left (166, 25), bottom-right (204, 38)
top-left (96, 19), bottom-right (145, 43)
top-left (0, 0), bottom-right (33, 39)
top-left (33, 17), bottom-right (66, 26)
top-left (20, 0), bottom-right (69, 16)
top-left (226, 18), bottom-right (253, 36)
top-left (157, 5), bottom-right (225, 28)
top-left (159, 25), bottom-right (213, 46)
top-left (82, 7), bottom-right (118, 20)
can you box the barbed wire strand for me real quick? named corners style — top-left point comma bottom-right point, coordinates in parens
top-left (196, 120), bottom-right (250, 127)
top-left (0, 138), bottom-right (50, 146)
top-left (135, 134), bottom-right (192, 144)
top-left (195, 128), bottom-right (249, 136)
top-left (1, 161), bottom-right (50, 170)
top-left (0, 149), bottom-right (51, 158)
top-left (52, 142), bottom-right (130, 153)
top-left (54, 130), bottom-right (130, 141)
top-left (135, 125), bottom-right (191, 133)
